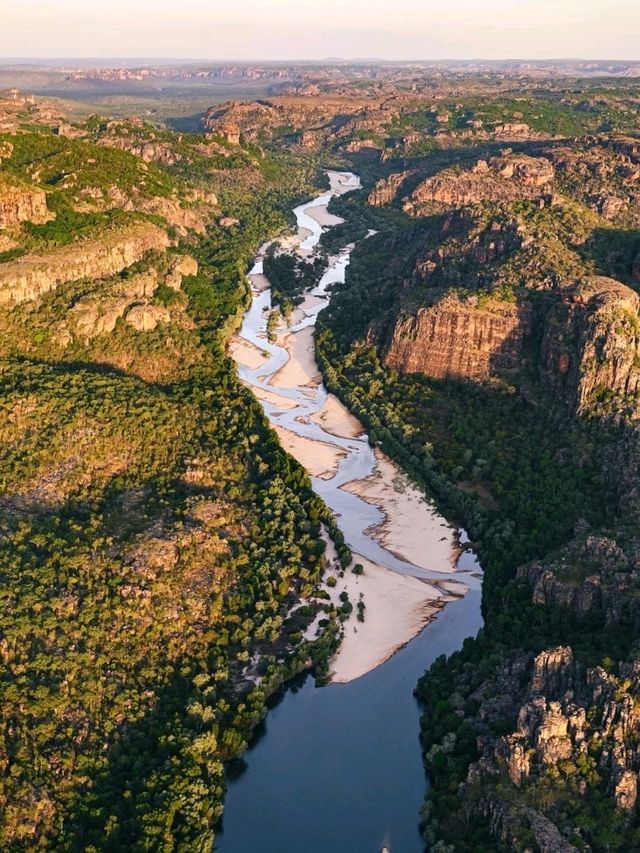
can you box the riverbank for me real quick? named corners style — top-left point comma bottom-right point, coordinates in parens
top-left (229, 169), bottom-right (475, 685)
top-left (327, 555), bottom-right (448, 683)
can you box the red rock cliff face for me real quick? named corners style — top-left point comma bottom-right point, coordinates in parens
top-left (540, 276), bottom-right (640, 416)
top-left (384, 295), bottom-right (532, 380)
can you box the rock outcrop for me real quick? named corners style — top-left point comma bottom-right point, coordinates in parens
top-left (517, 531), bottom-right (640, 629)
top-left (97, 137), bottom-right (182, 166)
top-left (0, 222), bottom-right (170, 306)
top-left (432, 645), bottom-right (640, 849)
top-left (0, 178), bottom-right (52, 229)
top-left (403, 154), bottom-right (554, 215)
top-left (66, 253), bottom-right (196, 340)
top-left (164, 254), bottom-right (198, 289)
top-left (384, 294), bottom-right (532, 380)
top-left (539, 276), bottom-right (640, 415)
top-left (125, 304), bottom-right (171, 332)
top-left (72, 296), bottom-right (131, 338)
top-left (367, 170), bottom-right (413, 206)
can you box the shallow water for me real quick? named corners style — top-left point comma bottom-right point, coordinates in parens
top-left (218, 172), bottom-right (483, 852)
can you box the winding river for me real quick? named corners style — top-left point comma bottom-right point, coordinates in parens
top-left (218, 172), bottom-right (483, 852)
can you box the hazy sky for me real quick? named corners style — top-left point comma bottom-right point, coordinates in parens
top-left (2, 0), bottom-right (640, 61)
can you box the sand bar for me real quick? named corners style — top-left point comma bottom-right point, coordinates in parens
top-left (306, 204), bottom-right (344, 228)
top-left (310, 394), bottom-right (365, 440)
top-left (229, 337), bottom-right (269, 370)
top-left (341, 450), bottom-right (457, 572)
top-left (272, 424), bottom-right (345, 480)
top-left (327, 554), bottom-right (443, 683)
top-left (271, 326), bottom-right (321, 388)
top-left (250, 385), bottom-right (299, 411)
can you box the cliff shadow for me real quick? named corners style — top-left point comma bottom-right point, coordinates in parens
top-left (580, 226), bottom-right (640, 289)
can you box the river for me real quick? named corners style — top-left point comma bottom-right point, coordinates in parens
top-left (219, 171), bottom-right (483, 852)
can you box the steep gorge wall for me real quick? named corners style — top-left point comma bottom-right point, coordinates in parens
top-left (0, 223), bottom-right (170, 306)
top-left (540, 277), bottom-right (640, 416)
top-left (384, 295), bottom-right (532, 380)
top-left (383, 277), bottom-right (640, 418)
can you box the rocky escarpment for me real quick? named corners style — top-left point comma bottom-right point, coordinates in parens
top-left (381, 273), bottom-right (640, 414)
top-left (97, 136), bottom-right (183, 166)
top-left (545, 136), bottom-right (640, 225)
top-left (540, 276), bottom-right (640, 416)
top-left (402, 154), bottom-right (554, 215)
top-left (384, 294), bottom-right (532, 380)
top-left (69, 254), bottom-right (197, 339)
top-left (0, 177), bottom-right (52, 229)
top-left (201, 95), bottom-right (399, 151)
top-left (0, 222), bottom-right (170, 306)
top-left (422, 644), bottom-right (640, 851)
top-left (517, 532), bottom-right (640, 629)
top-left (469, 647), bottom-right (640, 833)
top-left (367, 170), bottom-right (413, 206)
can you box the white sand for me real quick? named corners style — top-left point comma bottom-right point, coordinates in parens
top-left (249, 272), bottom-right (272, 292)
top-left (272, 424), bottom-right (345, 480)
top-left (228, 337), bottom-right (268, 370)
top-left (341, 450), bottom-right (456, 572)
top-left (311, 394), bottom-right (365, 439)
top-left (306, 204), bottom-right (344, 228)
top-left (271, 326), bottom-right (321, 388)
top-left (250, 385), bottom-right (299, 410)
top-left (327, 555), bottom-right (443, 683)
top-left (278, 228), bottom-right (311, 252)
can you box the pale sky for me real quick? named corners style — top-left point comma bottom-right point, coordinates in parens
top-left (1, 0), bottom-right (639, 61)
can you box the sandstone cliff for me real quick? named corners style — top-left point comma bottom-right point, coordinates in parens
top-left (97, 136), bottom-right (183, 166)
top-left (517, 532), bottom-right (640, 628)
top-left (68, 254), bottom-right (196, 340)
top-left (540, 276), bottom-right (640, 416)
top-left (426, 644), bottom-right (640, 850)
top-left (403, 154), bottom-right (554, 215)
top-left (0, 222), bottom-right (170, 306)
top-left (384, 294), bottom-right (532, 380)
top-left (367, 170), bottom-right (413, 206)
top-left (0, 177), bottom-right (52, 229)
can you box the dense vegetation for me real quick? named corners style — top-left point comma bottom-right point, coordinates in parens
top-left (263, 245), bottom-right (327, 316)
top-left (310, 87), bottom-right (640, 849)
top-left (0, 107), bottom-right (351, 850)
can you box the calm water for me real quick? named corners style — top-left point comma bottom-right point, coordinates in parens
top-left (218, 174), bottom-right (483, 852)
top-left (216, 587), bottom-right (482, 853)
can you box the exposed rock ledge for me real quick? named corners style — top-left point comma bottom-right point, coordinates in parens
top-left (384, 294), bottom-right (532, 380)
top-left (0, 177), bottom-right (52, 229)
top-left (0, 223), bottom-right (170, 306)
top-left (403, 154), bottom-right (554, 215)
top-left (540, 276), bottom-right (640, 416)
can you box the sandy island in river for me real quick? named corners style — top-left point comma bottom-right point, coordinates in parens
top-left (328, 557), bottom-right (445, 683)
top-left (248, 271), bottom-right (271, 292)
top-left (312, 538), bottom-right (451, 683)
top-left (271, 325), bottom-right (320, 388)
top-left (341, 450), bottom-right (457, 572)
top-left (251, 385), bottom-right (299, 411)
top-left (311, 395), bottom-right (365, 439)
top-left (305, 203), bottom-right (344, 229)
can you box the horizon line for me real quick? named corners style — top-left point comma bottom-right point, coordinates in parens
top-left (2, 56), bottom-right (640, 64)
